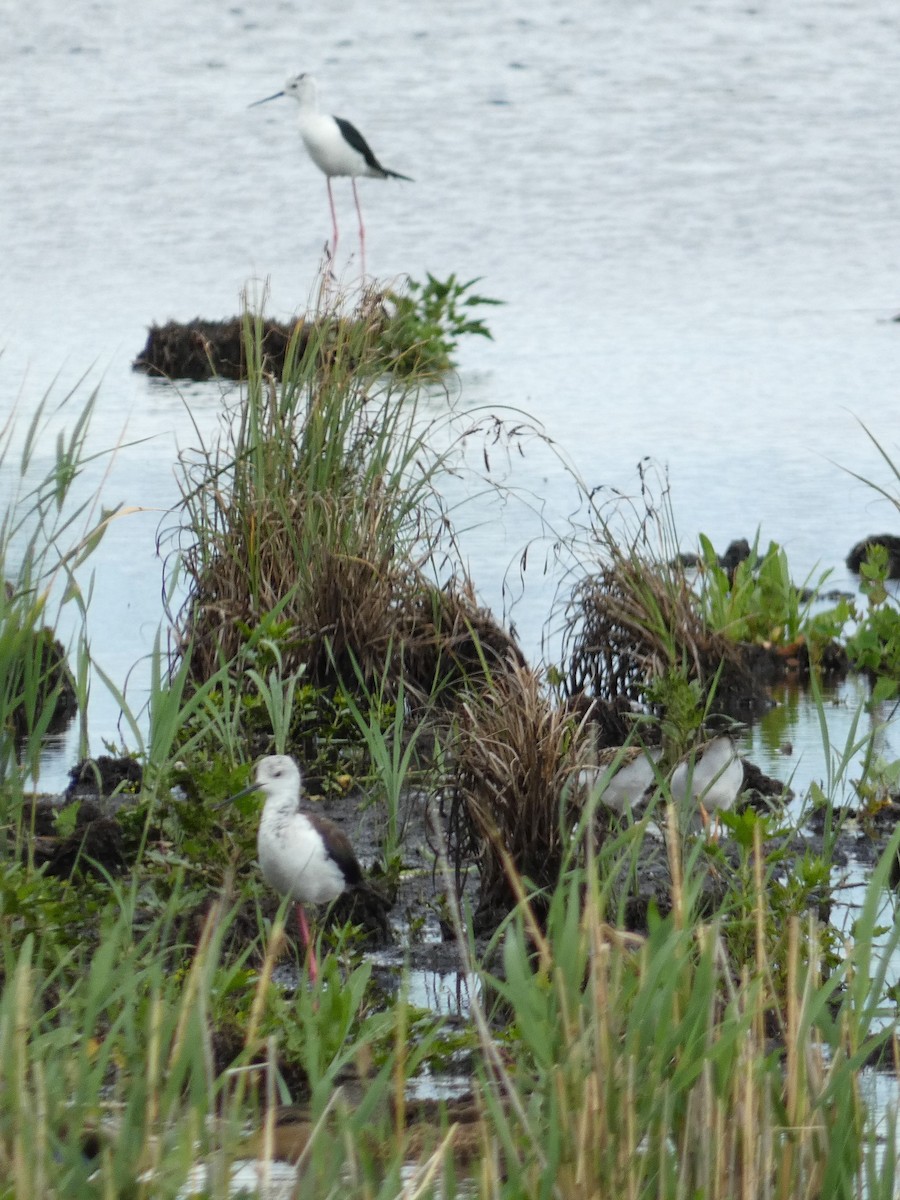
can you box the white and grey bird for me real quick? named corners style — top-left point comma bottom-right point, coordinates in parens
top-left (669, 734), bottom-right (744, 833)
top-left (250, 73), bottom-right (412, 277)
top-left (579, 745), bottom-right (662, 814)
top-left (222, 754), bottom-right (369, 981)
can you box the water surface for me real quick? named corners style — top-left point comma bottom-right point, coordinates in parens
top-left (2, 0), bottom-right (900, 788)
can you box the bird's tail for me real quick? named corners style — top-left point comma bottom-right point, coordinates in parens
top-left (334, 879), bottom-right (392, 943)
top-left (384, 169), bottom-right (414, 182)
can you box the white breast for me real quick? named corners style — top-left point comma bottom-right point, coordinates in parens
top-left (297, 112), bottom-right (367, 178)
top-left (257, 809), bottom-right (348, 904)
top-left (580, 746), bottom-right (661, 813)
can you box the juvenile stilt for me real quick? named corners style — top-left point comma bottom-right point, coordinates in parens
top-left (220, 755), bottom-right (384, 980)
top-left (670, 734), bottom-right (744, 838)
top-left (579, 744), bottom-right (662, 815)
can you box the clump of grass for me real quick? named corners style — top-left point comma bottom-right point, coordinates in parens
top-left (552, 465), bottom-right (740, 709)
top-left (447, 657), bottom-right (591, 927)
top-left (563, 551), bottom-right (741, 704)
top-left (555, 465), bottom-right (851, 717)
top-left (0, 872), bottom-right (455, 1198)
top-left (168, 289), bottom-right (520, 756)
top-left (0, 373), bottom-right (124, 780)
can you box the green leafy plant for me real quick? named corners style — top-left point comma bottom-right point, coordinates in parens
top-left (695, 533), bottom-right (850, 650)
top-left (852, 752), bottom-right (900, 821)
top-left (845, 544), bottom-right (900, 701)
top-left (378, 272), bottom-right (502, 375)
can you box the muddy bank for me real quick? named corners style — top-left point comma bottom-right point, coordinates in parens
top-left (27, 752), bottom-right (899, 962)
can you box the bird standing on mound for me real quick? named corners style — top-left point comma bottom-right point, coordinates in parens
top-left (669, 733), bottom-right (744, 835)
top-left (250, 73), bottom-right (412, 277)
top-left (223, 755), bottom-right (379, 981)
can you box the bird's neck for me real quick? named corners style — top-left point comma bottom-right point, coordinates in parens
top-left (260, 796), bottom-right (301, 830)
top-left (296, 82), bottom-right (317, 113)
top-left (705, 737), bottom-right (732, 766)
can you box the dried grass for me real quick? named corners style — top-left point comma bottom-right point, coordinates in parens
top-left (562, 553), bottom-right (742, 705)
top-left (447, 658), bottom-right (594, 924)
top-left (167, 301), bottom-right (521, 711)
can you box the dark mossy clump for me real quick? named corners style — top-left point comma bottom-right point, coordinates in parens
top-left (134, 276), bottom-right (503, 383)
top-left (133, 317), bottom-right (311, 382)
top-left (713, 638), bottom-right (849, 715)
top-left (28, 800), bottom-right (126, 879)
top-left (27, 628), bottom-right (78, 735)
top-left (846, 533), bottom-right (900, 578)
top-left (66, 755), bottom-right (143, 800)
top-left (3, 626), bottom-right (77, 740)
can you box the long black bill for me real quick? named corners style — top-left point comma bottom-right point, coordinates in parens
top-left (248, 90), bottom-right (285, 108)
top-left (214, 778), bottom-right (262, 810)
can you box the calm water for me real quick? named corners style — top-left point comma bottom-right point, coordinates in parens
top-left (3, 0), bottom-right (900, 792)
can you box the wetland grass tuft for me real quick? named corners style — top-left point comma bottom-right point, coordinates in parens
top-left (466, 825), bottom-right (900, 1200)
top-left (169, 291), bottom-right (520, 728)
top-left (0, 373), bottom-right (127, 784)
top-left (447, 656), bottom-right (591, 924)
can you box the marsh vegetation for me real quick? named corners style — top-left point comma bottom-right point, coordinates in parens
top-left (1, 276), bottom-right (898, 1198)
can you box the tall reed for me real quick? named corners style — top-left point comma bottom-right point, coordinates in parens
top-left (467, 819), bottom-right (900, 1199)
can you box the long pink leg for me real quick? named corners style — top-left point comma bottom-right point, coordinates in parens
top-left (295, 903), bottom-right (318, 983)
top-left (351, 178), bottom-right (366, 278)
top-left (326, 178), bottom-right (339, 265)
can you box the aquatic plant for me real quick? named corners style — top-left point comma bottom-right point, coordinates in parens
top-left (0, 374), bottom-right (127, 782)
top-left (472, 834), bottom-right (900, 1199)
top-left (695, 533), bottom-right (852, 652)
top-left (377, 271), bottom-right (503, 376)
top-left (845, 543), bottom-right (900, 702)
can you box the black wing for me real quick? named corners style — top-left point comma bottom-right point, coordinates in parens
top-left (334, 115), bottom-right (389, 176)
top-left (308, 812), bottom-right (364, 887)
top-left (334, 115), bottom-right (413, 180)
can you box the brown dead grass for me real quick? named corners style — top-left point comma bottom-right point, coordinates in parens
top-left (562, 554), bottom-right (742, 705)
top-left (167, 303), bottom-right (526, 713)
top-left (447, 658), bottom-right (595, 926)
top-left (174, 447), bottom-right (522, 709)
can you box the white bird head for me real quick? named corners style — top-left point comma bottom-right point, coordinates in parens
top-left (219, 754), bottom-right (303, 811)
top-left (283, 74), bottom-right (317, 106)
top-left (249, 73), bottom-right (317, 111)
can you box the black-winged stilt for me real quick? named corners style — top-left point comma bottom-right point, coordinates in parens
top-left (580, 744), bottom-right (663, 814)
top-left (222, 754), bottom-right (370, 981)
top-left (669, 734), bottom-right (744, 834)
top-left (250, 73), bottom-right (412, 277)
